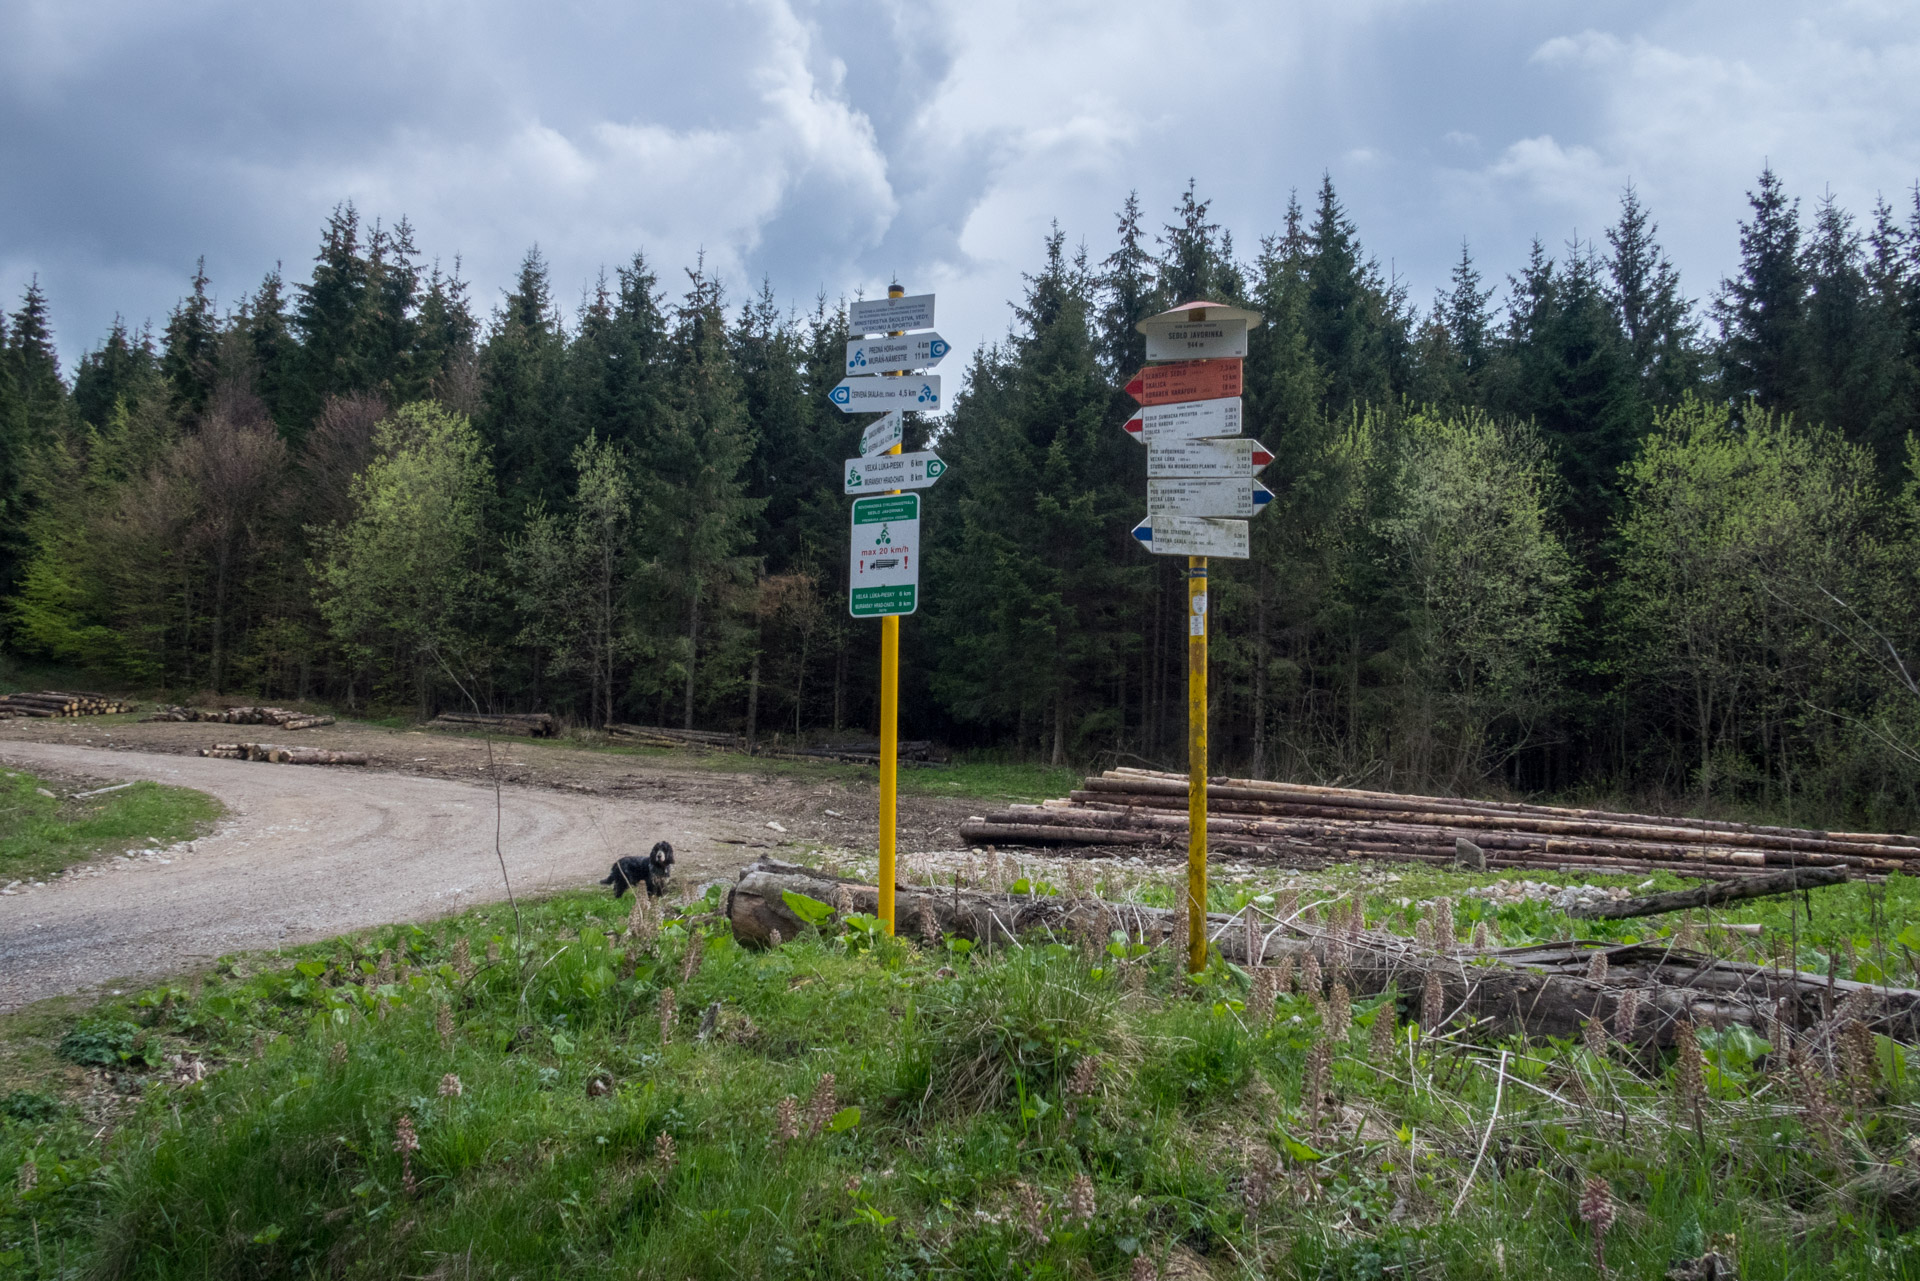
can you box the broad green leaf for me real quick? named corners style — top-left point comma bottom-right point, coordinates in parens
top-left (781, 891), bottom-right (834, 927)
top-left (826, 1106), bottom-right (861, 1133)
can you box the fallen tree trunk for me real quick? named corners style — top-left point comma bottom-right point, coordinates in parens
top-left (725, 860), bottom-right (1920, 1047)
top-left (1569, 866), bottom-right (1850, 920)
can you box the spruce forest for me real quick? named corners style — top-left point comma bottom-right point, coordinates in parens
top-left (4, 169), bottom-right (1920, 830)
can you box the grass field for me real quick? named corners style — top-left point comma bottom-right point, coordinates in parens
top-left (7, 863), bottom-right (1920, 1279)
top-left (0, 769), bottom-right (223, 885)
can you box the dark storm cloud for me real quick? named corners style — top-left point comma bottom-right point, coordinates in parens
top-left (3, 0), bottom-right (1917, 373)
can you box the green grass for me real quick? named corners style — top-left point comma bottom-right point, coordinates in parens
top-left (0, 769), bottom-right (223, 884)
top-left (7, 881), bottom-right (1920, 1278)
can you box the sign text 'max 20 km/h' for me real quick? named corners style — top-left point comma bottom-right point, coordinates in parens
top-left (850, 293), bottom-right (935, 334)
top-left (1125, 358), bottom-right (1243, 406)
top-left (860, 410), bottom-right (904, 458)
top-left (845, 450), bottom-right (947, 493)
top-left (849, 493), bottom-right (920, 617)
top-left (831, 375), bottom-right (942, 412)
top-left (846, 334), bottom-right (950, 374)
top-left (1123, 397), bottom-right (1242, 441)
top-left (1145, 436), bottom-right (1274, 479)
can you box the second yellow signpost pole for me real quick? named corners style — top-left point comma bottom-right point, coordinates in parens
top-left (1187, 556), bottom-right (1208, 972)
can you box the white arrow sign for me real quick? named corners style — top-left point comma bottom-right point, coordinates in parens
top-left (1124, 397), bottom-right (1243, 442)
top-left (847, 334), bottom-right (951, 375)
top-left (1131, 515), bottom-right (1250, 559)
top-left (860, 411), bottom-right (904, 458)
top-left (850, 293), bottom-right (935, 335)
top-left (845, 450), bottom-right (948, 493)
top-left (1146, 436), bottom-right (1274, 479)
top-left (831, 375), bottom-right (942, 413)
top-left (1148, 477), bottom-right (1274, 518)
top-left (1142, 317), bottom-right (1248, 361)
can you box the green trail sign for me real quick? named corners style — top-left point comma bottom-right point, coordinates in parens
top-left (849, 493), bottom-right (920, 617)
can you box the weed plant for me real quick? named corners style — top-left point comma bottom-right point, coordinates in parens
top-left (5, 884), bottom-right (1920, 1277)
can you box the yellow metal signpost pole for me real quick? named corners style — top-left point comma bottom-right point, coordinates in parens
top-left (877, 284), bottom-right (905, 936)
top-left (1187, 556), bottom-right (1208, 972)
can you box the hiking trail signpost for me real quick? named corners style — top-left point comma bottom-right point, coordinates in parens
top-left (1127, 300), bottom-right (1264, 971)
top-left (834, 284), bottom-right (947, 935)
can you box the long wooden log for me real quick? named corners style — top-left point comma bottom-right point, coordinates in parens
top-left (1079, 777), bottom-right (1920, 862)
top-left (1067, 798), bottom-right (1885, 870)
top-left (724, 860), bottom-right (1920, 1045)
top-left (1108, 767), bottom-right (1920, 851)
top-left (970, 803), bottom-right (1886, 872)
top-left (973, 799), bottom-right (1899, 874)
top-left (1569, 866), bottom-right (1850, 920)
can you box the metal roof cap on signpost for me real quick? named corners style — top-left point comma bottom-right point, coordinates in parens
top-left (1135, 299), bottom-right (1264, 332)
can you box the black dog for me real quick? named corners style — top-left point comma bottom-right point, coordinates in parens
top-left (601, 841), bottom-right (675, 898)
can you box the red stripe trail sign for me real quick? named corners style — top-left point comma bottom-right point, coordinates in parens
top-left (1127, 301), bottom-right (1264, 974)
top-left (1124, 358), bottom-right (1242, 406)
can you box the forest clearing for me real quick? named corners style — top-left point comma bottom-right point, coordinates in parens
top-left (0, 714), bottom-right (1917, 1274)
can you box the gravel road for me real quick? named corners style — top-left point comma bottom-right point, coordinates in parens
top-left (0, 743), bottom-right (769, 1012)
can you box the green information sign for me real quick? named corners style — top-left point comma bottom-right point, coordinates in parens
top-left (849, 493), bottom-right (920, 617)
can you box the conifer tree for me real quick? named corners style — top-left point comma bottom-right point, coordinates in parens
top-left (1604, 184), bottom-right (1699, 407)
top-left (160, 259), bottom-right (220, 419)
top-left (476, 247), bottom-right (571, 519)
top-left (73, 317), bottom-right (158, 431)
top-left (1717, 166), bottom-right (1806, 407)
top-left (1096, 192), bottom-right (1159, 377)
top-left (243, 268), bottom-right (299, 434)
top-left (1492, 239), bottom-right (1638, 546)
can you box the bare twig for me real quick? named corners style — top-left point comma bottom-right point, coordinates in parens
top-left (1452, 1049), bottom-right (1509, 1213)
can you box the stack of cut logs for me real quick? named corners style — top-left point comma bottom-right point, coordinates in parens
top-left (0, 690), bottom-right (133, 717)
top-left (603, 723), bottom-right (943, 765)
top-left (605, 724), bottom-right (744, 751)
top-left (958, 767), bottom-right (1920, 880)
top-left (144, 705), bottom-right (334, 729)
top-left (425, 711), bottom-right (557, 738)
top-left (199, 743), bottom-right (365, 765)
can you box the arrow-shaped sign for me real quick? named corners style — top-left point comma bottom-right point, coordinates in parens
top-left (860, 411), bottom-right (904, 458)
top-left (1125, 358), bottom-right (1242, 406)
top-left (1148, 477), bottom-right (1273, 519)
top-left (850, 293), bottom-right (935, 335)
top-left (847, 334), bottom-right (950, 375)
top-left (845, 450), bottom-right (948, 493)
top-left (831, 375), bottom-right (942, 413)
top-left (1124, 397), bottom-right (1242, 442)
top-left (1145, 436), bottom-right (1273, 479)
top-left (1131, 515), bottom-right (1250, 559)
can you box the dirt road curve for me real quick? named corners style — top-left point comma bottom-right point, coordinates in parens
top-left (0, 743), bottom-right (764, 1012)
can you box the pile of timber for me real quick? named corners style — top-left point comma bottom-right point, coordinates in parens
top-left (602, 723), bottom-right (944, 764)
top-left (725, 860), bottom-right (1920, 1047)
top-left (425, 711), bottom-right (557, 738)
top-left (199, 742), bottom-right (366, 765)
top-left (605, 724), bottom-right (746, 751)
top-left (143, 705), bottom-right (333, 729)
top-left (788, 739), bottom-right (941, 765)
top-left (957, 767), bottom-right (1920, 880)
top-left (0, 690), bottom-right (133, 718)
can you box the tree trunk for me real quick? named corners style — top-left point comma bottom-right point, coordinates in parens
top-left (683, 581), bottom-right (701, 732)
top-left (1570, 866), bottom-right (1849, 920)
top-left (1052, 689), bottom-right (1066, 766)
top-left (746, 648), bottom-right (762, 748)
top-left (723, 860), bottom-right (1920, 1046)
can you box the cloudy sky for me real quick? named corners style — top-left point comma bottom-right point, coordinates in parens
top-left (4, 0), bottom-right (1918, 376)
